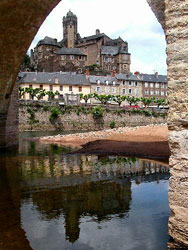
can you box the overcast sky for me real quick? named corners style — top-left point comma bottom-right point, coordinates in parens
top-left (29, 0), bottom-right (167, 75)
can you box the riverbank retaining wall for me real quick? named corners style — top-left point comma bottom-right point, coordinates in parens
top-left (19, 102), bottom-right (167, 131)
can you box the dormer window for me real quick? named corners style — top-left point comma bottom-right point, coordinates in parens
top-left (113, 81), bottom-right (116, 86)
top-left (97, 80), bottom-right (100, 84)
top-left (105, 80), bottom-right (109, 85)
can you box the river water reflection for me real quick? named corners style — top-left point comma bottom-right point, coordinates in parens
top-left (0, 133), bottom-right (170, 250)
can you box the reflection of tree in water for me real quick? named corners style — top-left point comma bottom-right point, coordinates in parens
top-left (30, 179), bottom-right (131, 243)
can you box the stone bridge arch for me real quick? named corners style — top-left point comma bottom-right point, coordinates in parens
top-left (0, 0), bottom-right (187, 246)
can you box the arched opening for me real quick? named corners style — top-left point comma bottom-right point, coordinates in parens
top-left (0, 0), bottom-right (187, 248)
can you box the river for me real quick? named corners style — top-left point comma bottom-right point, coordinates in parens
top-left (0, 131), bottom-right (170, 250)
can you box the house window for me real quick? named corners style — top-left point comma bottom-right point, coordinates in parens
top-left (59, 86), bottom-right (63, 91)
top-left (29, 85), bottom-right (32, 88)
top-left (135, 89), bottom-right (139, 95)
top-left (155, 83), bottom-right (159, 88)
top-left (145, 83), bottom-right (148, 87)
top-left (55, 78), bottom-right (59, 84)
top-left (150, 90), bottom-right (154, 95)
top-left (161, 91), bottom-right (164, 96)
top-left (113, 81), bottom-right (116, 86)
top-left (70, 55), bottom-right (74, 60)
top-left (122, 89), bottom-right (126, 95)
top-left (150, 83), bottom-right (154, 88)
top-left (129, 81), bottom-right (132, 86)
top-left (128, 88), bottom-right (132, 94)
top-left (122, 81), bottom-right (126, 86)
top-left (39, 85), bottom-right (43, 90)
top-left (105, 80), bottom-right (109, 85)
top-left (112, 87), bottom-right (116, 93)
top-left (79, 56), bottom-right (82, 60)
top-left (69, 86), bottom-right (73, 91)
top-left (50, 85), bottom-right (53, 91)
top-left (79, 86), bottom-right (82, 92)
top-left (145, 90), bottom-right (149, 95)
top-left (105, 87), bottom-right (109, 92)
top-left (78, 68), bottom-right (82, 73)
top-left (96, 87), bottom-right (100, 92)
top-left (135, 82), bottom-right (138, 87)
top-left (123, 64), bottom-right (127, 70)
top-left (161, 83), bottom-right (165, 88)
top-left (97, 80), bottom-right (100, 84)
top-left (155, 90), bottom-right (159, 95)
top-left (62, 55), bottom-right (66, 60)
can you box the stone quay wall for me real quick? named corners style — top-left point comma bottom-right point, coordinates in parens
top-left (19, 102), bottom-right (166, 131)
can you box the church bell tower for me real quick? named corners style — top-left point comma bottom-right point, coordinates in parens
top-left (63, 10), bottom-right (78, 48)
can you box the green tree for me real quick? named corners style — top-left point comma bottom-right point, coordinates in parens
top-left (154, 98), bottom-right (167, 108)
top-left (25, 87), bottom-right (41, 100)
top-left (94, 94), bottom-right (113, 105)
top-left (79, 93), bottom-right (93, 103)
top-left (36, 89), bottom-right (46, 100)
top-left (125, 96), bottom-right (140, 106)
top-left (19, 87), bottom-right (25, 99)
top-left (113, 95), bottom-right (126, 106)
top-left (140, 97), bottom-right (154, 108)
top-left (46, 90), bottom-right (60, 100)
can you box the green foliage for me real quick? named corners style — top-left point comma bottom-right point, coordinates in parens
top-left (91, 106), bottom-right (104, 119)
top-left (94, 93), bottom-right (113, 105)
top-left (80, 93), bottom-right (93, 103)
top-left (26, 107), bottom-right (39, 129)
top-left (49, 107), bottom-right (61, 121)
top-left (125, 96), bottom-right (140, 106)
top-left (43, 105), bottom-right (49, 112)
top-left (25, 87), bottom-right (41, 100)
top-left (110, 121), bottom-right (115, 129)
top-left (113, 95), bottom-right (126, 106)
top-left (19, 87), bottom-right (25, 99)
top-left (140, 97), bottom-right (154, 108)
top-left (46, 90), bottom-right (60, 100)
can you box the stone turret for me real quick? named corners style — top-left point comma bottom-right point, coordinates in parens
top-left (63, 10), bottom-right (78, 48)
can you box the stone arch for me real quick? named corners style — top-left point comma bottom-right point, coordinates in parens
top-left (0, 0), bottom-right (187, 246)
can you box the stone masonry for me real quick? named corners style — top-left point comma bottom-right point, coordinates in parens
top-left (148, 0), bottom-right (188, 247)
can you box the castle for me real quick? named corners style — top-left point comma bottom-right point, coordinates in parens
top-left (31, 10), bottom-right (131, 75)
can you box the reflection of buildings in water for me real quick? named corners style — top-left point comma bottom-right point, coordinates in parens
top-left (18, 152), bottom-right (170, 244)
top-left (19, 152), bottom-right (169, 180)
top-left (26, 179), bottom-right (131, 243)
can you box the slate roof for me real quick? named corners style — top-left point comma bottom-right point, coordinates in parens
top-left (19, 72), bottom-right (90, 86)
top-left (80, 33), bottom-right (108, 42)
top-left (89, 75), bottom-right (117, 85)
top-left (138, 74), bottom-right (167, 83)
top-left (55, 48), bottom-right (86, 56)
top-left (116, 73), bottom-right (139, 81)
top-left (37, 36), bottom-right (61, 48)
top-left (105, 37), bottom-right (127, 46)
top-left (101, 46), bottom-right (129, 55)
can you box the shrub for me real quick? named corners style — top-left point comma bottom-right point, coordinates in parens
top-left (49, 107), bottom-right (61, 121)
top-left (91, 106), bottom-right (104, 119)
top-left (110, 121), bottom-right (115, 129)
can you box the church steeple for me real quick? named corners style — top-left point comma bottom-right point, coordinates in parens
top-left (63, 10), bottom-right (78, 48)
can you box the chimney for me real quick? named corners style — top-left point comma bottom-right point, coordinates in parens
top-left (54, 39), bottom-right (57, 43)
top-left (96, 29), bottom-right (100, 35)
top-left (134, 71), bottom-right (139, 76)
top-left (86, 69), bottom-right (90, 78)
top-left (155, 72), bottom-right (158, 78)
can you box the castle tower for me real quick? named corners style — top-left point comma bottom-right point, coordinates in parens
top-left (63, 10), bottom-right (78, 48)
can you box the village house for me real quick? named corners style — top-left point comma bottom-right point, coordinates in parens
top-left (19, 72), bottom-right (91, 102)
top-left (135, 72), bottom-right (168, 100)
top-left (116, 73), bottom-right (142, 98)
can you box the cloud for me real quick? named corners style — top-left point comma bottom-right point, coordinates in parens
top-left (29, 0), bottom-right (167, 75)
